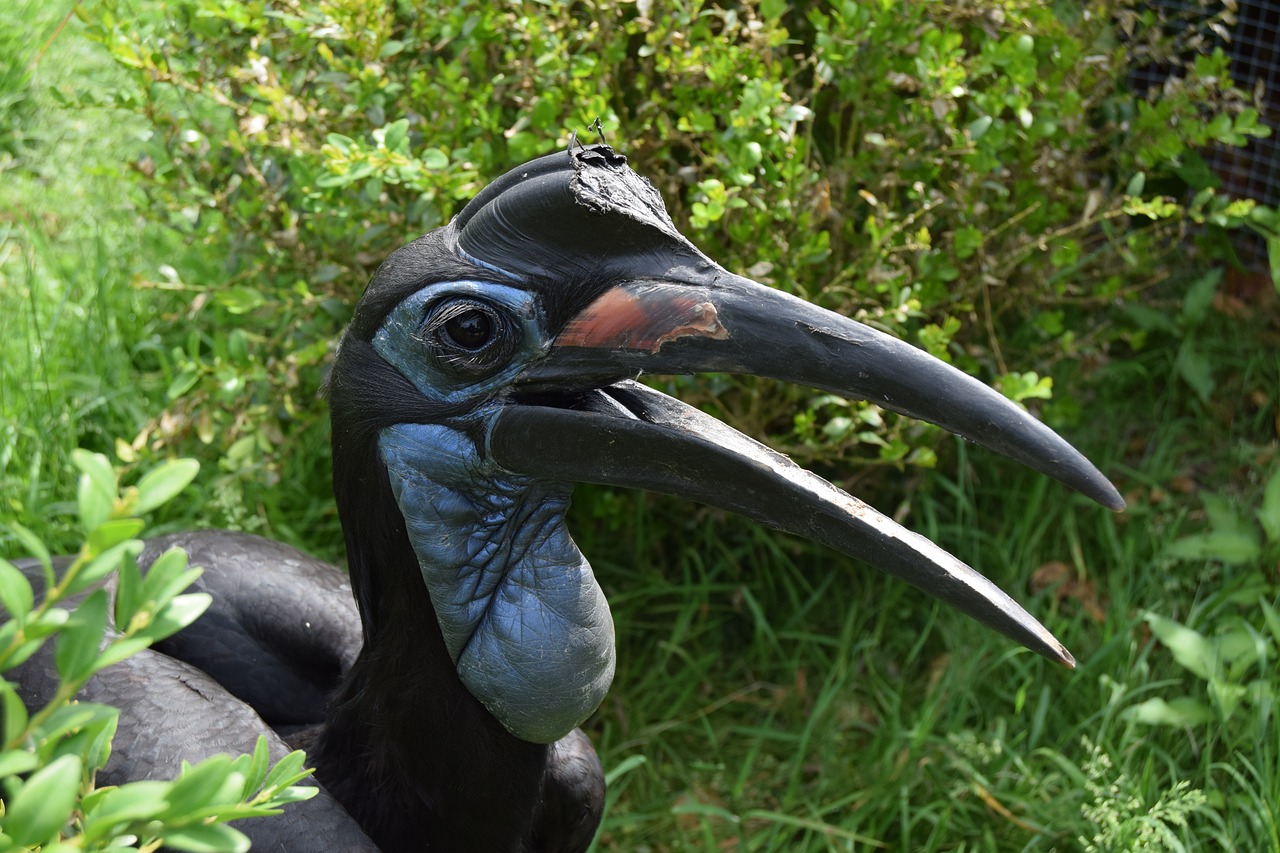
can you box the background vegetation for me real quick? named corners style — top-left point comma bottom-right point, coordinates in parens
top-left (2, 0), bottom-right (1278, 849)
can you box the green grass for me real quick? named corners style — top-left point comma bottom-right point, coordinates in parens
top-left (3, 5), bottom-right (1280, 852)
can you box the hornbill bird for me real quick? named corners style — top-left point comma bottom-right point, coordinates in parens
top-left (12, 144), bottom-right (1123, 851)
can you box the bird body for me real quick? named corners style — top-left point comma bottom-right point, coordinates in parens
top-left (11, 144), bottom-right (1122, 851)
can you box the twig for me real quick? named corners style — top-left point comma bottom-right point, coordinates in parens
top-left (29, 0), bottom-right (83, 72)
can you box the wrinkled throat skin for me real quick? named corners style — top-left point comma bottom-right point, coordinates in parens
top-left (380, 421), bottom-right (614, 744)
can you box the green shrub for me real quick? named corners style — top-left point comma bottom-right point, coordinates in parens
top-left (70, 0), bottom-right (1273, 527)
top-left (0, 454), bottom-right (316, 851)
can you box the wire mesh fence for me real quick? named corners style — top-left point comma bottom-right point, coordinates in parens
top-left (1131, 0), bottom-right (1278, 269)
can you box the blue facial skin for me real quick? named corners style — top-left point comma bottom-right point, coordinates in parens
top-left (373, 282), bottom-right (616, 744)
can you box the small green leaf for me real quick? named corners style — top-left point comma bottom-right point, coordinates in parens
top-left (140, 547), bottom-right (193, 599)
top-left (87, 518), bottom-right (145, 553)
top-left (74, 466), bottom-right (116, 532)
top-left (262, 749), bottom-right (311, 791)
top-left (1165, 531), bottom-right (1262, 565)
top-left (383, 118), bottom-right (410, 153)
top-left (1174, 337), bottom-right (1214, 403)
top-left (1145, 612), bottom-right (1215, 680)
top-left (133, 458), bottom-right (200, 514)
top-left (242, 736), bottom-right (271, 796)
top-left (1182, 268), bottom-right (1221, 325)
top-left (35, 703), bottom-right (117, 755)
top-left (55, 589), bottom-right (110, 682)
top-left (0, 558), bottom-right (34, 624)
top-left (1, 677), bottom-right (31, 744)
top-left (93, 636), bottom-right (153, 670)
top-left (161, 822), bottom-right (251, 853)
top-left (1208, 677), bottom-right (1248, 720)
top-left (421, 147), bottom-right (449, 170)
top-left (325, 133), bottom-right (355, 153)
top-left (81, 780), bottom-right (170, 843)
top-left (1258, 467), bottom-right (1280, 544)
top-left (1122, 696), bottom-right (1216, 727)
top-left (7, 522), bottom-right (52, 584)
top-left (4, 753), bottom-right (83, 845)
top-left (68, 539), bottom-right (145, 596)
top-left (167, 366), bottom-right (201, 401)
top-left (162, 756), bottom-right (240, 818)
top-left (139, 593), bottom-right (212, 643)
top-left (0, 749), bottom-right (40, 777)
top-left (953, 226), bottom-right (983, 259)
top-left (215, 287), bottom-right (266, 315)
top-left (72, 449), bottom-right (118, 502)
top-left (115, 551), bottom-right (144, 629)
top-left (1260, 598), bottom-right (1280, 648)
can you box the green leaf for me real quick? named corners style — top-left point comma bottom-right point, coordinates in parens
top-left (241, 736), bottom-right (271, 796)
top-left (4, 753), bottom-right (83, 846)
top-left (1122, 696), bottom-right (1216, 727)
top-left (133, 458), bottom-right (200, 514)
top-left (1181, 268), bottom-right (1221, 325)
top-left (55, 589), bottom-right (110, 682)
top-left (87, 518), bottom-right (145, 553)
top-left (1165, 531), bottom-right (1262, 565)
top-left (72, 449), bottom-right (118, 502)
top-left (0, 558), bottom-right (34, 624)
top-left (163, 756), bottom-right (244, 818)
top-left (167, 366), bottom-right (201, 401)
top-left (262, 749), bottom-right (311, 791)
top-left (73, 450), bottom-right (118, 531)
top-left (1260, 598), bottom-right (1280, 648)
top-left (953, 226), bottom-right (982, 259)
top-left (215, 287), bottom-right (266, 315)
top-left (261, 784), bottom-right (318, 807)
top-left (139, 593), bottom-right (212, 643)
top-left (68, 539), bottom-right (145, 596)
top-left (6, 522), bottom-right (52, 584)
top-left (1145, 612), bottom-right (1215, 680)
top-left (383, 118), bottom-right (410, 153)
top-left (93, 636), bottom-right (153, 670)
top-left (421, 147), bottom-right (449, 170)
top-left (1258, 467), bottom-right (1280, 544)
top-left (114, 551), bottom-right (144, 629)
top-left (1174, 337), bottom-right (1214, 403)
top-left (35, 703), bottom-right (117, 756)
top-left (1208, 677), bottom-right (1248, 720)
top-left (140, 547), bottom-right (194, 600)
top-left (161, 822), bottom-right (251, 853)
top-left (1, 677), bottom-right (31, 744)
top-left (325, 133), bottom-right (355, 153)
top-left (0, 749), bottom-right (40, 777)
top-left (81, 780), bottom-right (170, 844)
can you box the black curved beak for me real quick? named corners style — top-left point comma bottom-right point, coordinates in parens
top-left (444, 143), bottom-right (1119, 668)
top-left (489, 273), bottom-right (1122, 669)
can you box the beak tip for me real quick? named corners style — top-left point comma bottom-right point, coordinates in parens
top-left (1055, 645), bottom-right (1077, 670)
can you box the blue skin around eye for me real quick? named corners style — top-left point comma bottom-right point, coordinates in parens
top-left (372, 282), bottom-right (550, 405)
top-left (376, 383), bottom-right (616, 743)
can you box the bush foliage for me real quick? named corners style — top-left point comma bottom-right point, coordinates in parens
top-left (4, 1), bottom-right (1279, 849)
top-left (67, 0), bottom-right (1274, 533)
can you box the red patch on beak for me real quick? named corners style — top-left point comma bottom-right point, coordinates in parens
top-left (557, 286), bottom-right (729, 353)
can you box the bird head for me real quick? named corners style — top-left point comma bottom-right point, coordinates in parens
top-left (326, 144), bottom-right (1123, 744)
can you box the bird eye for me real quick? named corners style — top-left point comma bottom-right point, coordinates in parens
top-left (443, 309), bottom-right (493, 350)
top-left (422, 298), bottom-right (516, 376)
